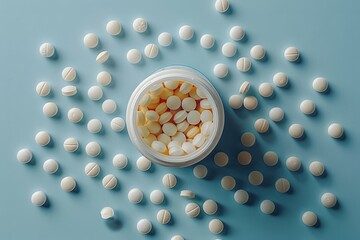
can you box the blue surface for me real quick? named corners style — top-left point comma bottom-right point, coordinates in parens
top-left (1, 0), bottom-right (359, 239)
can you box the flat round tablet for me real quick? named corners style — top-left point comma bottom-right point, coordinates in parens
top-left (111, 117), bottom-right (125, 132)
top-left (61, 176), bottom-right (76, 192)
top-left (200, 34), bottom-right (215, 49)
top-left (269, 107), bottom-right (284, 122)
top-left (180, 190), bottom-right (195, 199)
top-left (158, 32), bottom-right (173, 47)
top-left (302, 211), bottom-right (317, 227)
top-left (97, 71), bottom-right (112, 86)
top-left (127, 49), bottom-right (142, 64)
top-left (236, 57), bottom-right (251, 72)
top-left (234, 189), bottom-right (249, 204)
top-left (203, 200), bottom-right (218, 215)
top-left (112, 154), bottom-right (128, 169)
top-left (313, 77), bottom-right (328, 92)
top-left (61, 85), bottom-right (77, 96)
top-left (321, 192), bottom-right (337, 208)
top-left (68, 108), bottom-right (83, 123)
top-left (229, 25), bottom-right (245, 41)
top-left (63, 137), bottom-right (79, 152)
top-left (284, 47), bottom-right (300, 62)
top-left (250, 45), bottom-right (266, 60)
top-left (35, 131), bottom-right (51, 146)
top-left (31, 191), bottom-right (47, 206)
top-left (263, 151), bottom-right (278, 166)
top-left (229, 95), bottom-right (243, 109)
top-left (62, 67), bottom-right (76, 81)
top-left (84, 162), bottom-right (100, 177)
top-left (213, 63), bottom-right (228, 78)
top-left (133, 18), bottom-right (148, 33)
top-left (328, 123), bottom-right (344, 138)
top-left (258, 83), bottom-right (273, 97)
top-left (88, 86), bottom-right (103, 101)
top-left (179, 25), bottom-right (194, 40)
top-left (100, 207), bottom-right (114, 219)
top-left (128, 188), bottom-right (143, 204)
top-left (162, 173), bottom-right (177, 188)
top-left (39, 43), bottom-right (55, 57)
top-left (36, 81), bottom-right (51, 96)
top-left (239, 81), bottom-right (250, 94)
top-left (150, 189), bottom-right (164, 204)
top-left (222, 42), bottom-right (237, 57)
top-left (286, 156), bottom-right (301, 171)
top-left (254, 118), bottom-right (269, 134)
top-left (275, 178), bottom-right (290, 193)
top-left (144, 43), bottom-right (159, 59)
top-left (106, 20), bottom-right (121, 36)
top-left (214, 152), bottom-right (229, 167)
top-left (260, 200), bottom-right (275, 214)
top-left (102, 174), bottom-right (117, 189)
top-left (85, 141), bottom-right (101, 157)
top-left (221, 176), bottom-right (236, 190)
top-left (243, 96), bottom-right (258, 110)
top-left (208, 219), bottom-right (224, 234)
top-left (157, 209), bottom-right (171, 224)
top-left (96, 51), bottom-right (109, 64)
top-left (87, 119), bottom-right (102, 134)
top-left (43, 159), bottom-right (59, 174)
top-left (17, 148), bottom-right (32, 164)
top-left (102, 99), bottom-right (117, 114)
top-left (137, 219), bottom-right (152, 234)
top-left (237, 151), bottom-right (252, 165)
top-left (171, 235), bottom-right (184, 240)
top-left (185, 202), bottom-right (200, 217)
top-left (83, 33), bottom-right (98, 48)
top-left (215, 0), bottom-right (229, 13)
top-left (241, 132), bottom-right (256, 147)
top-left (273, 72), bottom-right (288, 87)
top-left (309, 161), bottom-right (325, 176)
top-left (193, 164), bottom-right (208, 179)
top-left (288, 124), bottom-right (304, 139)
top-left (248, 171), bottom-right (263, 186)
top-left (136, 156), bottom-right (151, 171)
top-left (300, 100), bottom-right (315, 115)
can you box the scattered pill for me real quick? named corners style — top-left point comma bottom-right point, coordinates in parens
top-left (63, 137), bottom-right (79, 152)
top-left (214, 152), bottom-right (229, 167)
top-left (102, 99), bottom-right (117, 114)
top-left (43, 159), bottom-right (59, 174)
top-left (286, 156), bottom-right (301, 171)
top-left (96, 50), bottom-right (110, 64)
top-left (269, 107), bottom-right (284, 122)
top-left (100, 207), bottom-right (114, 219)
top-left (213, 63), bottom-right (228, 78)
top-left (300, 100), bottom-right (315, 115)
top-left (313, 77), bottom-right (328, 92)
top-left (248, 171), bottom-right (263, 186)
top-left (250, 45), bottom-right (266, 60)
top-left (144, 43), bottom-right (159, 59)
top-left (243, 96), bottom-right (258, 110)
top-left (111, 117), bottom-right (125, 132)
top-left (284, 47), bottom-right (300, 62)
top-left (83, 33), bottom-right (99, 48)
top-left (17, 148), bottom-right (32, 164)
top-left (157, 209), bottom-right (171, 224)
top-left (185, 202), bottom-right (200, 217)
top-left (85, 141), bottom-right (101, 157)
top-left (239, 81), bottom-right (250, 94)
top-left (179, 25), bottom-right (194, 40)
top-left (236, 57), bottom-right (251, 72)
top-left (302, 211), bottom-right (317, 227)
top-left (309, 161), bottom-right (325, 176)
top-left (241, 132), bottom-right (256, 147)
top-left (88, 86), bottom-right (103, 101)
top-left (254, 118), bottom-right (269, 134)
top-left (137, 219), bottom-right (152, 234)
top-left (237, 151), bottom-right (252, 165)
top-left (35, 131), bottom-right (51, 146)
top-left (68, 107), bottom-right (83, 123)
top-left (97, 71), bottom-right (112, 86)
top-left (258, 83), bottom-right (273, 97)
top-left (275, 178), bottom-right (290, 193)
top-left (150, 189), bottom-right (164, 204)
top-left (102, 174), bottom-right (117, 189)
top-left (43, 102), bottom-right (58, 117)
top-left (106, 20), bottom-right (121, 36)
top-left (203, 200), bottom-right (218, 215)
top-left (260, 200), bottom-right (275, 214)
top-left (62, 67), bottom-right (76, 81)
top-left (208, 219), bottom-right (224, 234)
top-left (263, 151), bottom-right (278, 166)
top-left (162, 173), bottom-right (177, 188)
top-left (158, 32), bottom-right (173, 47)
top-left (289, 124), bottom-right (304, 139)
top-left (273, 72), bottom-right (288, 87)
top-left (193, 164), bottom-right (208, 179)
top-left (39, 43), bottom-right (55, 57)
top-left (36, 81), bottom-right (51, 96)
top-left (31, 191), bottom-right (47, 206)
top-left (87, 119), bottom-right (102, 134)
top-left (128, 188), bottom-right (143, 204)
top-left (328, 123), bottom-right (344, 138)
top-left (229, 25), bottom-right (245, 41)
top-left (133, 18), bottom-right (148, 33)
top-left (84, 162), bottom-right (100, 177)
top-left (200, 34), bottom-right (215, 49)
top-left (222, 42), bottom-right (237, 57)
top-left (61, 176), bottom-right (76, 192)
top-left (112, 154), bottom-right (128, 169)
top-left (234, 189), bottom-right (249, 204)
top-left (180, 190), bottom-right (195, 199)
top-left (137, 156), bottom-right (151, 171)
top-left (215, 0), bottom-right (229, 13)
top-left (171, 236), bottom-right (184, 240)
top-left (321, 192), bottom-right (337, 208)
top-left (228, 95), bottom-right (243, 109)
top-left (61, 85), bottom-right (77, 96)
top-left (221, 176), bottom-right (236, 190)
top-left (127, 49), bottom-right (142, 64)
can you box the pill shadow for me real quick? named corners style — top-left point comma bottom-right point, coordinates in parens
top-left (313, 218), bottom-right (322, 228)
top-left (27, 156), bottom-right (37, 166)
top-left (272, 201), bottom-right (283, 216)
top-left (104, 57), bottom-right (116, 69)
top-left (258, 53), bottom-right (269, 63)
top-left (114, 27), bottom-right (126, 39)
top-left (142, 25), bottom-right (152, 36)
top-left (207, 41), bottom-right (218, 52)
top-left (42, 198), bottom-right (51, 209)
top-left (49, 51), bottom-right (59, 61)
top-left (45, 139), bottom-right (55, 149)
top-left (244, 191), bottom-right (258, 206)
top-left (106, 218), bottom-right (122, 230)
top-left (166, 214), bottom-right (175, 226)
top-left (152, 50), bottom-right (163, 62)
top-left (215, 202), bottom-right (225, 216)
top-left (185, 32), bottom-right (197, 44)
top-left (147, 226), bottom-right (156, 236)
top-left (331, 200), bottom-right (341, 210)
top-left (69, 91), bottom-right (85, 102)
top-left (221, 69), bottom-right (232, 81)
top-left (93, 40), bottom-right (103, 51)
top-left (53, 165), bottom-right (63, 176)
top-left (223, 5), bottom-right (233, 16)
top-left (220, 220), bottom-right (229, 236)
top-left (52, 109), bottom-right (62, 120)
top-left (96, 150), bottom-right (106, 160)
top-left (70, 184), bottom-right (81, 194)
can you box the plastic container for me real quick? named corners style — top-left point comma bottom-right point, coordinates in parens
top-left (126, 66), bottom-right (224, 167)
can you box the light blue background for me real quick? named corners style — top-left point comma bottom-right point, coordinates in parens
top-left (1, 0), bottom-right (359, 239)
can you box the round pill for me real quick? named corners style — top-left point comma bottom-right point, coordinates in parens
top-left (137, 219), bottom-right (152, 234)
top-left (150, 189), bottom-right (164, 204)
top-left (87, 86), bottom-right (103, 101)
top-left (102, 174), bottom-right (117, 189)
top-left (62, 67), bottom-right (76, 81)
top-left (111, 117), bottom-right (125, 132)
top-left (284, 47), bottom-right (300, 62)
top-left (127, 49), bottom-right (142, 64)
top-left (286, 156), bottom-right (301, 171)
top-left (275, 178), bottom-right (290, 193)
top-left (96, 50), bottom-right (110, 64)
top-left (200, 34), bottom-right (215, 49)
top-left (321, 192), bottom-right (337, 208)
top-left (158, 32), bottom-right (172, 47)
top-left (214, 152), bottom-right (229, 167)
top-left (36, 81), bottom-right (51, 96)
top-left (313, 77), bottom-right (328, 92)
top-left (100, 207), bottom-right (114, 219)
top-left (221, 176), bottom-right (236, 190)
top-left (222, 42), bottom-right (237, 58)
top-left (228, 95), bottom-right (243, 109)
top-left (144, 43), bottom-right (159, 59)
top-left (182, 98), bottom-right (196, 112)
top-left (84, 162), bottom-right (100, 177)
top-left (213, 63), bottom-right (228, 78)
top-left (31, 191), bottom-right (47, 206)
top-left (171, 235), bottom-right (184, 240)
top-left (85, 141), bottom-right (101, 157)
top-left (97, 71), bottom-right (112, 86)
top-left (180, 190), bottom-right (195, 199)
top-left (203, 200), bottom-right (218, 215)
top-left (273, 72), bottom-right (288, 87)
top-left (63, 137), bottom-right (79, 152)
top-left (83, 33), bottom-right (98, 48)
top-left (102, 99), bottom-right (117, 114)
top-left (17, 148), bottom-right (32, 164)
top-left (106, 20), bottom-right (121, 36)
top-left (35, 131), bottom-right (51, 146)
top-left (162, 173), bottom-right (177, 188)
top-left (254, 118), bottom-right (269, 134)
top-left (289, 124), bottom-right (304, 139)
top-left (260, 200), bottom-right (275, 214)
top-left (43, 102), bottom-right (58, 117)
top-left (241, 132), bottom-right (256, 147)
top-left (167, 95), bottom-right (181, 110)
top-left (133, 18), bottom-right (147, 33)
top-left (269, 107), bottom-right (284, 122)
top-left (263, 151), bottom-right (278, 166)
top-left (302, 211), bottom-right (317, 227)
top-left (309, 161), bottom-right (325, 176)
top-left (61, 85), bottom-right (77, 97)
top-left (43, 159), bottom-right (59, 174)
top-left (179, 25), bottom-right (194, 40)
top-left (68, 108), bottom-right (83, 123)
top-left (250, 45), bottom-right (266, 60)
top-left (300, 100), bottom-right (315, 115)
top-left (229, 25), bottom-right (245, 41)
top-left (187, 110), bottom-right (201, 125)
top-left (237, 151), bottom-right (252, 165)
top-left (234, 189), bottom-right (249, 204)
top-left (193, 164), bottom-right (208, 179)
top-left (185, 202), bottom-right (200, 217)
top-left (258, 83), bottom-right (273, 97)
top-left (208, 219), bottom-right (224, 234)
top-left (137, 156), bottom-right (151, 171)
top-left (328, 123), bottom-right (344, 138)
top-left (128, 188), bottom-right (143, 204)
top-left (112, 154), bottom-right (128, 169)
top-left (87, 119), bottom-right (102, 134)
top-left (215, 0), bottom-right (229, 13)
top-left (236, 57), bottom-right (251, 72)
top-left (248, 171), bottom-right (263, 186)
top-left (239, 81), bottom-right (250, 94)
top-left (61, 176), bottom-right (76, 192)
top-left (39, 43), bottom-right (55, 57)
top-left (157, 209), bottom-right (171, 224)
top-left (243, 96), bottom-right (258, 110)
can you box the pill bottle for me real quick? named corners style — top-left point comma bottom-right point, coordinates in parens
top-left (126, 66), bottom-right (224, 167)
